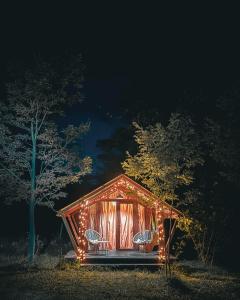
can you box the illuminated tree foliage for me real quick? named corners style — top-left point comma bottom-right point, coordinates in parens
top-left (0, 58), bottom-right (92, 263)
top-left (122, 113), bottom-right (217, 263)
top-left (122, 113), bottom-right (204, 201)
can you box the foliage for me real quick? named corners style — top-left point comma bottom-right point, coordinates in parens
top-left (122, 113), bottom-right (204, 202)
top-left (122, 113), bottom-right (225, 265)
top-left (0, 57), bottom-right (92, 262)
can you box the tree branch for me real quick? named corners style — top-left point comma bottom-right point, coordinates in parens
top-left (0, 162), bottom-right (28, 186)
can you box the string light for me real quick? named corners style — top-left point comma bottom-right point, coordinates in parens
top-left (77, 201), bottom-right (88, 262)
top-left (155, 201), bottom-right (165, 262)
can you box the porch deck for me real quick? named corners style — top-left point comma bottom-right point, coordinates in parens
top-left (65, 250), bottom-right (166, 268)
top-left (86, 250), bottom-right (159, 259)
top-left (86, 250), bottom-right (162, 268)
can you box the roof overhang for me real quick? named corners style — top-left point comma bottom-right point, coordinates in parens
top-left (57, 174), bottom-right (183, 218)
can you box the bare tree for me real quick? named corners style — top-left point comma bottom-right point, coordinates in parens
top-left (0, 58), bottom-right (92, 263)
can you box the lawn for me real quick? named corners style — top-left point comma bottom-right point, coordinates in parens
top-left (0, 259), bottom-right (240, 300)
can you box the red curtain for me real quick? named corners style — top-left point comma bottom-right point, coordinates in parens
top-left (120, 204), bottom-right (133, 249)
top-left (87, 201), bottom-right (147, 250)
top-left (87, 202), bottom-right (116, 250)
top-left (99, 202), bottom-right (116, 249)
top-left (88, 203), bottom-right (97, 230)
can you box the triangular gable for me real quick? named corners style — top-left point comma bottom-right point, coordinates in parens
top-left (57, 174), bottom-right (182, 217)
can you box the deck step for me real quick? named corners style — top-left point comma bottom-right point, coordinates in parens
top-left (64, 250), bottom-right (175, 268)
top-left (86, 256), bottom-right (159, 264)
top-left (80, 263), bottom-right (164, 270)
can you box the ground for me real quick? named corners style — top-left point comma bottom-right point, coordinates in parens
top-left (0, 239), bottom-right (239, 299)
top-left (0, 259), bottom-right (240, 299)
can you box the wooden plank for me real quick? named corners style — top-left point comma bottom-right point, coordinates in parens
top-left (72, 213), bottom-right (79, 235)
top-left (57, 174), bottom-right (183, 218)
top-left (78, 263), bottom-right (164, 267)
top-left (62, 216), bottom-right (79, 255)
top-left (68, 215), bottom-right (79, 246)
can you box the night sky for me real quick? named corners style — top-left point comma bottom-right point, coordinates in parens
top-left (1, 3), bottom-right (240, 238)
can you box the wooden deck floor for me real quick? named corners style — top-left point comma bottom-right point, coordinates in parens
top-left (86, 250), bottom-right (161, 267)
top-left (65, 250), bottom-right (167, 268)
top-left (86, 250), bottom-right (159, 259)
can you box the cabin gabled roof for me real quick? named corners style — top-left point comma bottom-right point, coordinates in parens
top-left (57, 174), bottom-right (183, 217)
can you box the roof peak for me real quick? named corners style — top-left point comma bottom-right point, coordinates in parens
top-left (57, 173), bottom-right (182, 217)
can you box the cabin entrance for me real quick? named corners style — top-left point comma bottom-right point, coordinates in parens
top-left (87, 201), bottom-right (147, 250)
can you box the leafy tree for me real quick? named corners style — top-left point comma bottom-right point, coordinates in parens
top-left (122, 113), bottom-right (204, 201)
top-left (122, 106), bottom-right (240, 266)
top-left (0, 58), bottom-right (92, 263)
top-left (122, 113), bottom-right (217, 264)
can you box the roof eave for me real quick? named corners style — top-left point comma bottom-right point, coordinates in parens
top-left (56, 173), bottom-right (184, 217)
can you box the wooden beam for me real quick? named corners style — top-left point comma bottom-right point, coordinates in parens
top-left (62, 216), bottom-right (79, 255)
top-left (71, 213), bottom-right (79, 235)
top-left (57, 174), bottom-right (183, 218)
top-left (68, 215), bottom-right (79, 246)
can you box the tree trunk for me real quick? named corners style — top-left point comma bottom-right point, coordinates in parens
top-left (28, 200), bottom-right (36, 263)
top-left (28, 123), bottom-right (36, 263)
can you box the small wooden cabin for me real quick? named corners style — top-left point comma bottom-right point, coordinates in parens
top-left (57, 174), bottom-right (181, 261)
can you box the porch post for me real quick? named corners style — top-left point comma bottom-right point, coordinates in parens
top-left (156, 202), bottom-right (165, 262)
top-left (62, 215), bottom-right (79, 256)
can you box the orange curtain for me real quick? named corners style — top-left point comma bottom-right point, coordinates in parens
top-left (99, 202), bottom-right (116, 249)
top-left (120, 204), bottom-right (133, 249)
top-left (88, 202), bottom-right (117, 249)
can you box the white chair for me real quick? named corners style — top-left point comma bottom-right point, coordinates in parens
top-left (85, 229), bottom-right (109, 255)
top-left (133, 230), bottom-right (152, 252)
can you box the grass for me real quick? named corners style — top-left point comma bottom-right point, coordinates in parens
top-left (0, 239), bottom-right (239, 299)
top-left (0, 259), bottom-right (239, 300)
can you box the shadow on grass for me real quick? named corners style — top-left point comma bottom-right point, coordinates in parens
top-left (167, 276), bottom-right (192, 295)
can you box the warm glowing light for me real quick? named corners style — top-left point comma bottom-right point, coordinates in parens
top-left (155, 202), bottom-right (166, 262)
top-left (78, 200), bottom-right (88, 262)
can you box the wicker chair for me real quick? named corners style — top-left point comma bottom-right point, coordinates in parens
top-left (133, 230), bottom-right (153, 252)
top-left (85, 229), bottom-right (109, 254)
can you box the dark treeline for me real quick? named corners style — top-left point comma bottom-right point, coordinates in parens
top-left (0, 54), bottom-right (240, 269)
top-left (95, 92), bottom-right (240, 270)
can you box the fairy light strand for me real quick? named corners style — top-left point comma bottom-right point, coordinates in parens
top-left (77, 201), bottom-right (88, 262)
top-left (155, 201), bottom-right (165, 262)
